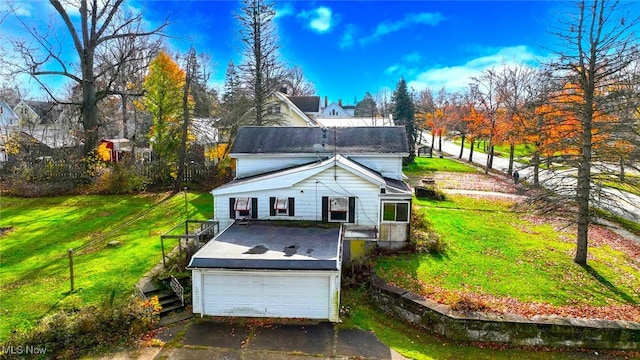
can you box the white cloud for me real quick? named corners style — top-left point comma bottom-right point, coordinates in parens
top-left (339, 24), bottom-right (357, 49)
top-left (407, 45), bottom-right (542, 91)
top-left (362, 12), bottom-right (444, 44)
top-left (298, 6), bottom-right (334, 33)
top-left (275, 3), bottom-right (295, 19)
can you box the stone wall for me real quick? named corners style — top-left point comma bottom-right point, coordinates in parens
top-left (370, 276), bottom-right (640, 350)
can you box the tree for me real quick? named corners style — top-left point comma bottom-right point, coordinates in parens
top-left (392, 78), bottom-right (417, 163)
top-left (471, 69), bottom-right (502, 173)
top-left (354, 92), bottom-right (377, 118)
top-left (137, 51), bottom-right (189, 166)
top-left (236, 0), bottom-right (284, 126)
top-left (281, 65), bottom-right (316, 96)
top-left (3, 0), bottom-right (166, 156)
top-left (546, 0), bottom-right (639, 265)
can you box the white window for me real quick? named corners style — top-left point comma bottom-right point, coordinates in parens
top-left (274, 197), bottom-right (288, 215)
top-left (382, 202), bottom-right (410, 223)
top-left (329, 197), bottom-right (348, 222)
top-left (234, 197), bottom-right (251, 217)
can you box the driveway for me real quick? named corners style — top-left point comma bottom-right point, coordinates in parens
top-left (148, 317), bottom-right (407, 360)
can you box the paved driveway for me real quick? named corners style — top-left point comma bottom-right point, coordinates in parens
top-left (151, 318), bottom-right (407, 360)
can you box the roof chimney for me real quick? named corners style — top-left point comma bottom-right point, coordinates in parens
top-left (324, 96), bottom-right (328, 108)
top-left (338, 99), bottom-right (342, 107)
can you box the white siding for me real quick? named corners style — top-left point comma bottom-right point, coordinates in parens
top-left (235, 154), bottom-right (404, 180)
top-left (348, 155), bottom-right (405, 180)
top-left (213, 166), bottom-right (381, 227)
top-left (235, 156), bottom-right (317, 178)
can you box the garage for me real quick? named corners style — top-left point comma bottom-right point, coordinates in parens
top-left (189, 221), bottom-right (342, 322)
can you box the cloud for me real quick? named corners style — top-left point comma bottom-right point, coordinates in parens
top-left (275, 3), bottom-right (295, 19)
top-left (406, 45), bottom-right (541, 91)
top-left (298, 6), bottom-right (334, 33)
top-left (339, 24), bottom-right (357, 49)
top-left (362, 12), bottom-right (444, 44)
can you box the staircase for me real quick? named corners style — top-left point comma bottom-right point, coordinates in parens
top-left (138, 276), bottom-right (192, 325)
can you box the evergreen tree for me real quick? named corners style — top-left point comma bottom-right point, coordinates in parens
top-left (392, 78), bottom-right (417, 163)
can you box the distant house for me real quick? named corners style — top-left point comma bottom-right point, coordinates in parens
top-left (188, 126), bottom-right (412, 322)
top-left (265, 92), bottom-right (319, 127)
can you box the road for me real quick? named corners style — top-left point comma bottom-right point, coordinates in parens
top-left (426, 136), bottom-right (640, 223)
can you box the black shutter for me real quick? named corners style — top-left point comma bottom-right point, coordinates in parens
top-left (269, 197), bottom-right (276, 216)
top-left (321, 196), bottom-right (328, 222)
top-left (251, 198), bottom-right (258, 219)
top-left (288, 197), bottom-right (295, 216)
top-left (348, 197), bottom-right (356, 223)
top-left (229, 198), bottom-right (236, 219)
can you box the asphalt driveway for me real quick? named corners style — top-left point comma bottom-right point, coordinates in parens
top-left (151, 317), bottom-right (406, 360)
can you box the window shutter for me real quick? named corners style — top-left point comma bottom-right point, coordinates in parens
top-left (251, 198), bottom-right (258, 219)
top-left (269, 197), bottom-right (276, 216)
top-left (348, 197), bottom-right (356, 223)
top-left (229, 198), bottom-right (236, 219)
top-left (288, 197), bottom-right (295, 216)
top-left (321, 196), bottom-right (328, 222)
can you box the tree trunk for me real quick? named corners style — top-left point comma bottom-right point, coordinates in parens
top-left (508, 142), bottom-right (515, 175)
top-left (468, 139), bottom-right (475, 162)
top-left (575, 97), bottom-right (594, 265)
top-left (532, 147), bottom-right (540, 186)
top-left (459, 136), bottom-right (465, 159)
top-left (81, 60), bottom-right (99, 156)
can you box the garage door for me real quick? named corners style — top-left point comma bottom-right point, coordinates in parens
top-left (202, 272), bottom-right (331, 319)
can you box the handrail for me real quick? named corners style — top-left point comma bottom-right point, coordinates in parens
top-left (169, 275), bottom-right (184, 306)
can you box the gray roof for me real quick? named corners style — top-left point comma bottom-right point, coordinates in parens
top-left (231, 126), bottom-right (409, 154)
top-left (188, 221), bottom-right (341, 270)
top-left (287, 96), bottom-right (320, 113)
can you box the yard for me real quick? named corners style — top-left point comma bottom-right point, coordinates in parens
top-left (0, 192), bottom-right (213, 340)
top-left (375, 157), bottom-right (640, 322)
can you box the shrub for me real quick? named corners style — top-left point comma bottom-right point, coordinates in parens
top-left (90, 164), bottom-right (147, 194)
top-left (409, 205), bottom-right (447, 254)
top-left (0, 293), bottom-right (159, 359)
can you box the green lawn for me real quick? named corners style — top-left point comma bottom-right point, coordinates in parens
top-left (375, 195), bottom-right (640, 310)
top-left (404, 157), bottom-right (477, 175)
top-left (0, 192), bottom-right (213, 339)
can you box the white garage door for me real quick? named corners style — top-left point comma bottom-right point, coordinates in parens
top-left (202, 272), bottom-right (331, 319)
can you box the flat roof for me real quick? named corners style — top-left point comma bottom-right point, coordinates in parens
top-left (188, 221), bottom-right (341, 271)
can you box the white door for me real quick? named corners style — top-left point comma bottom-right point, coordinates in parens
top-left (202, 272), bottom-right (331, 319)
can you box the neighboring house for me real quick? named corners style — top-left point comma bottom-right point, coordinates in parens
top-left (188, 126), bottom-right (412, 322)
top-left (0, 100), bottom-right (19, 161)
top-left (287, 95), bottom-right (321, 121)
top-left (319, 102), bottom-right (352, 118)
top-left (266, 92), bottom-right (319, 127)
top-left (6, 100), bottom-right (75, 153)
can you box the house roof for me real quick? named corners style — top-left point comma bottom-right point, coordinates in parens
top-left (230, 126), bottom-right (409, 155)
top-left (273, 92), bottom-right (318, 126)
top-left (316, 117), bottom-right (395, 128)
top-left (188, 221), bottom-right (341, 270)
top-left (287, 96), bottom-right (320, 114)
top-left (212, 154), bottom-right (390, 195)
top-left (18, 100), bottom-right (62, 124)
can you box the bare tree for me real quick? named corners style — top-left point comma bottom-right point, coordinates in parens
top-left (545, 0), bottom-right (639, 265)
top-left (281, 65), bottom-right (316, 96)
top-left (3, 0), bottom-right (166, 156)
top-left (236, 0), bottom-right (285, 126)
top-left (471, 69), bottom-right (502, 173)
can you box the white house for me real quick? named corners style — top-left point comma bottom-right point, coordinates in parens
top-left (188, 126), bottom-right (412, 322)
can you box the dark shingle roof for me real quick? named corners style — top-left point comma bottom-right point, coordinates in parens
top-left (287, 96), bottom-right (320, 113)
top-left (230, 126), bottom-right (409, 154)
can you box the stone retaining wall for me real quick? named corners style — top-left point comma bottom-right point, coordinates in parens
top-left (370, 276), bottom-right (640, 350)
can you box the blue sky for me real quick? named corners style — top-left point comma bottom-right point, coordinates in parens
top-left (1, 1), bottom-right (630, 104)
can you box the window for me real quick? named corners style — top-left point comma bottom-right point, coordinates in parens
top-left (274, 197), bottom-right (288, 215)
top-left (329, 197), bottom-right (348, 221)
top-left (267, 104), bottom-right (281, 115)
top-left (234, 197), bottom-right (251, 217)
top-left (269, 197), bottom-right (295, 216)
top-left (382, 202), bottom-right (410, 222)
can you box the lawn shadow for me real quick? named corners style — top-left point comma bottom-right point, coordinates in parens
top-left (581, 264), bottom-right (638, 305)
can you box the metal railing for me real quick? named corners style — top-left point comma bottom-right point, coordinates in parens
top-left (169, 275), bottom-right (184, 306)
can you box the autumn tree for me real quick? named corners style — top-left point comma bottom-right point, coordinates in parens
top-left (236, 0), bottom-right (285, 126)
top-left (471, 69), bottom-right (502, 173)
top-left (3, 0), bottom-right (166, 157)
top-left (138, 51), bottom-right (191, 167)
top-left (545, 0), bottom-right (639, 265)
top-left (392, 78), bottom-right (417, 163)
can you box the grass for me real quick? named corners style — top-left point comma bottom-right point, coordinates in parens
top-left (375, 195), bottom-right (640, 308)
top-left (450, 137), bottom-right (535, 159)
top-left (403, 156), bottom-right (477, 175)
top-left (0, 192), bottom-right (213, 339)
top-left (340, 287), bottom-right (632, 360)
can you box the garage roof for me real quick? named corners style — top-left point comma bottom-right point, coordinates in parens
top-left (188, 221), bottom-right (341, 271)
